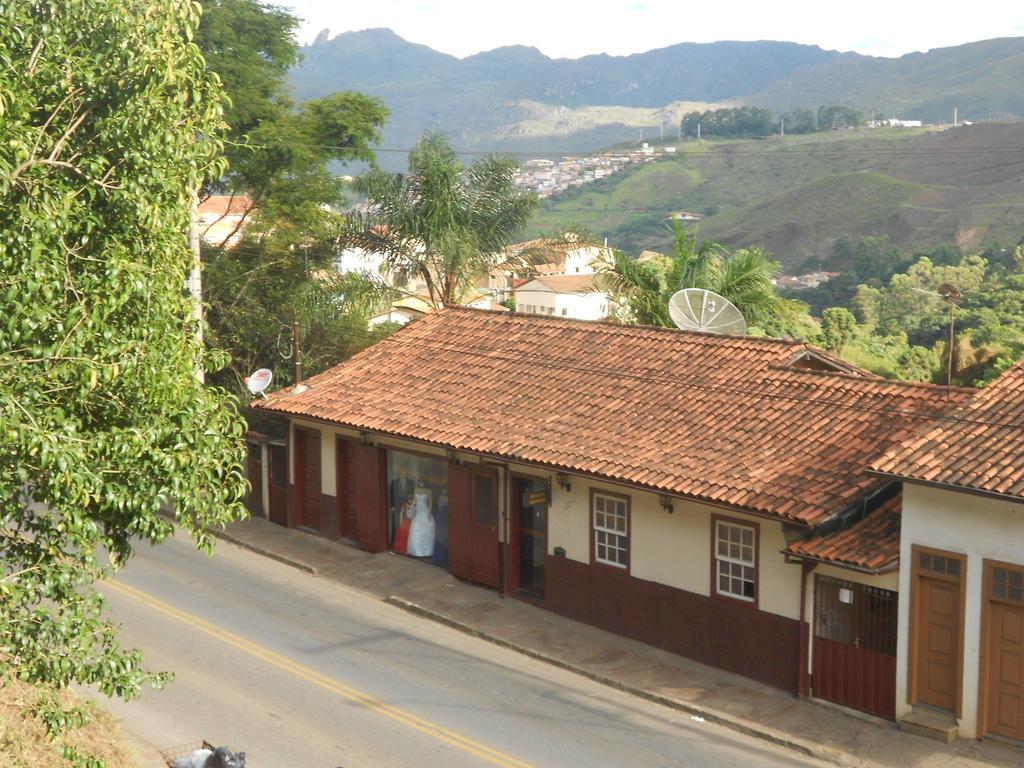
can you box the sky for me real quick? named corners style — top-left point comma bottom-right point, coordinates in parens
top-left (282, 0), bottom-right (1024, 59)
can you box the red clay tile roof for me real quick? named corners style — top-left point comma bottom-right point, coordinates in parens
top-left (871, 362), bottom-right (1024, 498)
top-left (257, 307), bottom-right (970, 526)
top-left (786, 494), bottom-right (902, 573)
top-left (516, 274), bottom-right (600, 294)
top-left (197, 194), bottom-right (253, 216)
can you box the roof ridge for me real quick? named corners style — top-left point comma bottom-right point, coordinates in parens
top-left (776, 365), bottom-right (977, 396)
top-left (443, 305), bottom-right (807, 348)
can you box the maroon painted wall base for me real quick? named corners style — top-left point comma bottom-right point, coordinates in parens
top-left (544, 555), bottom-right (801, 692)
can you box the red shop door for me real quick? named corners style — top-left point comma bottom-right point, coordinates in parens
top-left (353, 444), bottom-right (386, 553)
top-left (447, 466), bottom-right (499, 589)
top-left (294, 428), bottom-right (321, 532)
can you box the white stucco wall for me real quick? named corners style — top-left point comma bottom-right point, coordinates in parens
top-left (896, 482), bottom-right (1024, 737)
top-left (528, 467), bottom-right (803, 620)
top-left (514, 288), bottom-right (609, 321)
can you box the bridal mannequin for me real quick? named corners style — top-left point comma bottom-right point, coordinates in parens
top-left (406, 486), bottom-right (435, 557)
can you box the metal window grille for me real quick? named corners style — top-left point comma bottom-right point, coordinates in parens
top-left (814, 575), bottom-right (897, 656)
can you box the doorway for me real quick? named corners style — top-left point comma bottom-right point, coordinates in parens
top-left (983, 561), bottom-right (1024, 740)
top-left (512, 475), bottom-right (548, 596)
top-left (293, 427), bottom-right (322, 533)
top-left (448, 465), bottom-right (500, 589)
top-left (911, 547), bottom-right (965, 714)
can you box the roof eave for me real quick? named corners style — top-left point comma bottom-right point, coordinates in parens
top-left (274, 413), bottom-right (818, 528)
top-left (868, 470), bottom-right (1024, 505)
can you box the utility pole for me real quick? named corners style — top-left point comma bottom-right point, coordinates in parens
top-left (292, 322), bottom-right (307, 394)
top-left (697, 122), bottom-right (701, 141)
top-left (780, 117), bottom-right (785, 137)
top-left (953, 107), bottom-right (958, 127)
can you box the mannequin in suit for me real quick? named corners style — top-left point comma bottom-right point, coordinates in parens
top-left (389, 465), bottom-right (416, 547)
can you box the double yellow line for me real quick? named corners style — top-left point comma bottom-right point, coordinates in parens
top-left (106, 580), bottom-right (534, 768)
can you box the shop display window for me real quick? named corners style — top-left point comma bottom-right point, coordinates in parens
top-left (387, 450), bottom-right (449, 566)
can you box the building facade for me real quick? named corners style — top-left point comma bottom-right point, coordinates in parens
top-left (251, 308), bottom-right (1024, 739)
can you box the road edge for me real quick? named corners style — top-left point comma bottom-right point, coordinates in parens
top-left (210, 521), bottom-right (867, 768)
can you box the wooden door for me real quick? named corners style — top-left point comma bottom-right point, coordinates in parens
top-left (447, 464), bottom-right (471, 580)
top-left (352, 444), bottom-right (386, 552)
top-left (985, 564), bottom-right (1024, 740)
top-left (267, 444), bottom-right (288, 526)
top-left (294, 428), bottom-right (321, 532)
top-left (245, 442), bottom-right (263, 517)
top-left (470, 470), bottom-right (500, 589)
top-left (913, 549), bottom-right (963, 713)
top-left (336, 438), bottom-right (354, 539)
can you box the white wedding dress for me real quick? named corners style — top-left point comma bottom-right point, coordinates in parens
top-left (406, 489), bottom-right (435, 557)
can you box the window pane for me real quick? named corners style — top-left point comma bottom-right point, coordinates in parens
top-left (947, 559), bottom-right (960, 577)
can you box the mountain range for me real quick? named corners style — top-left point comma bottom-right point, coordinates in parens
top-left (289, 29), bottom-right (1024, 163)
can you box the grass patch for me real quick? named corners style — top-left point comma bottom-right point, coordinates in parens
top-left (0, 677), bottom-right (136, 768)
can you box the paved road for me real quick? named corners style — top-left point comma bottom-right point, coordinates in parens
top-left (100, 534), bottom-right (826, 768)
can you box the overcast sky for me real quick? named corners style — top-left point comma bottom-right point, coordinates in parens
top-left (281, 0), bottom-right (1024, 59)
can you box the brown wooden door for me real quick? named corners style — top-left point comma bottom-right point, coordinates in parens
top-left (913, 550), bottom-right (963, 713)
top-left (336, 438), bottom-right (355, 539)
top-left (986, 565), bottom-right (1024, 740)
top-left (267, 444), bottom-right (288, 526)
top-left (294, 428), bottom-right (321, 532)
top-left (470, 470), bottom-right (500, 589)
top-left (353, 444), bottom-right (386, 552)
top-left (447, 464), bottom-right (471, 580)
top-left (245, 443), bottom-right (263, 517)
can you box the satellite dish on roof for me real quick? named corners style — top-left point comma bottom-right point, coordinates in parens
top-left (668, 288), bottom-right (747, 335)
top-left (246, 368), bottom-right (273, 396)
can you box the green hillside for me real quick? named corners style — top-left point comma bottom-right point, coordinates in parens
top-left (526, 123), bottom-right (1024, 269)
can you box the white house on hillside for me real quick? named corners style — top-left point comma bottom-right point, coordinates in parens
top-left (513, 273), bottom-right (609, 321)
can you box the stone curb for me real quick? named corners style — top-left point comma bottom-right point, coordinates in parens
top-left (385, 596), bottom-right (868, 768)
top-left (212, 527), bottom-right (319, 576)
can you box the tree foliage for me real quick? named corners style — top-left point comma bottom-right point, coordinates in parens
top-left (0, 0), bottom-right (247, 757)
top-left (348, 132), bottom-right (540, 307)
top-left (596, 225), bottom-right (808, 332)
top-left (195, 0), bottom-right (391, 392)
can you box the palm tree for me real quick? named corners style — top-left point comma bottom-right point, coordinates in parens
top-left (596, 224), bottom-right (805, 331)
top-left (343, 132), bottom-right (539, 308)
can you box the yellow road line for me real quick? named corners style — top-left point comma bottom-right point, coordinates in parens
top-left (105, 579), bottom-right (535, 768)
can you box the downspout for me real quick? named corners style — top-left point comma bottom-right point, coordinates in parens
top-left (798, 561), bottom-right (816, 698)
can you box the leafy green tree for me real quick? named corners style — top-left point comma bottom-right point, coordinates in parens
top-left (0, 0), bottom-right (246, 758)
top-left (821, 307), bottom-right (858, 352)
top-left (348, 132), bottom-right (540, 307)
top-left (781, 109), bottom-right (817, 134)
top-left (597, 225), bottom-right (807, 330)
top-left (195, 0), bottom-right (390, 391)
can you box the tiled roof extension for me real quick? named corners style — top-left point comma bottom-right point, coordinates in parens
top-left (258, 308), bottom-right (968, 526)
top-left (786, 494), bottom-right (902, 573)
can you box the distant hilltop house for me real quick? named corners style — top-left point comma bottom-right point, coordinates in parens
top-left (774, 271), bottom-right (839, 290)
top-left (196, 194), bottom-right (254, 248)
top-left (868, 118), bottom-right (924, 129)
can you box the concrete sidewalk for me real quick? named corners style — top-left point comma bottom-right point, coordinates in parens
top-left (211, 516), bottom-right (1019, 768)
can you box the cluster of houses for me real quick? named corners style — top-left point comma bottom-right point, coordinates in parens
top-left (512, 143), bottom-right (670, 198)
top-left (243, 302), bottom-right (1024, 746)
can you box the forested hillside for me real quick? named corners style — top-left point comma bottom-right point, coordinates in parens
top-left (527, 122), bottom-right (1024, 268)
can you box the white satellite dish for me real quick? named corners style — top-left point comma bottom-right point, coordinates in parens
top-left (246, 368), bottom-right (273, 396)
top-left (668, 288), bottom-right (747, 335)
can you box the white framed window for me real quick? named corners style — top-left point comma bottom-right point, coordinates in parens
top-left (715, 519), bottom-right (756, 601)
top-left (592, 492), bottom-right (628, 568)
top-left (561, 307), bottom-right (568, 316)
